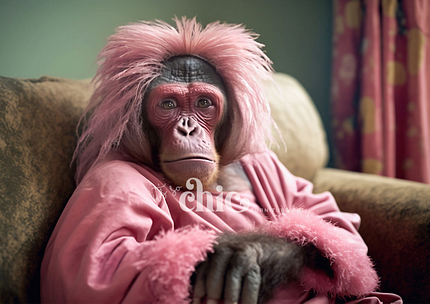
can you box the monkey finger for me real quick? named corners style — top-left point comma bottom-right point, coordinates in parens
top-left (193, 261), bottom-right (209, 301)
top-left (223, 264), bottom-right (245, 304)
top-left (205, 247), bottom-right (234, 301)
top-left (240, 266), bottom-right (261, 304)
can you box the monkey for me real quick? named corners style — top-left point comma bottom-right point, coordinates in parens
top-left (141, 54), bottom-right (334, 303)
top-left (141, 54), bottom-right (335, 303)
top-left (40, 18), bottom-right (401, 304)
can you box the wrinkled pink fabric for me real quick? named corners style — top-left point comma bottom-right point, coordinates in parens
top-left (41, 150), bottom-right (402, 303)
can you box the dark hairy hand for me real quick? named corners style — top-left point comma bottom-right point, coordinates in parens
top-left (191, 233), bottom-right (326, 304)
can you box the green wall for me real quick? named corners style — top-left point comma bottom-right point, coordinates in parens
top-left (0, 0), bottom-right (333, 163)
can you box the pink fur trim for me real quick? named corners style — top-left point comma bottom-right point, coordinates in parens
top-left (261, 208), bottom-right (379, 298)
top-left (142, 226), bottom-right (216, 304)
top-left (74, 17), bottom-right (274, 183)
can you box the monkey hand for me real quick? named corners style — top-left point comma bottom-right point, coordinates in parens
top-left (191, 232), bottom-right (332, 304)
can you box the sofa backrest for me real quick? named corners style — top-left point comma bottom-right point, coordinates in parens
top-left (265, 73), bottom-right (328, 180)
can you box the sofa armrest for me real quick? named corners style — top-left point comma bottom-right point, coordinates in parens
top-left (312, 168), bottom-right (430, 302)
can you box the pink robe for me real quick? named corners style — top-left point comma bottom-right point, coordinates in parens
top-left (40, 150), bottom-right (402, 303)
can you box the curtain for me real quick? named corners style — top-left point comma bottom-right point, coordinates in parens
top-left (331, 0), bottom-right (430, 183)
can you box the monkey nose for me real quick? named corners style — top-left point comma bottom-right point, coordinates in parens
top-left (176, 117), bottom-right (198, 136)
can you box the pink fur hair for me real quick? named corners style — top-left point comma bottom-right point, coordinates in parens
top-left (138, 225), bottom-right (217, 303)
top-left (261, 208), bottom-right (379, 298)
top-left (74, 17), bottom-right (274, 183)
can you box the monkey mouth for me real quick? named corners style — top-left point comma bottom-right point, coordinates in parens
top-left (160, 154), bottom-right (219, 187)
top-left (163, 156), bottom-right (215, 164)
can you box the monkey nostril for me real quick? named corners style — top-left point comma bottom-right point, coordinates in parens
top-left (189, 127), bottom-right (197, 136)
top-left (177, 127), bottom-right (188, 136)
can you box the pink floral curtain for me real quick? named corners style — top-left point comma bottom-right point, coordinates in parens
top-left (331, 0), bottom-right (430, 183)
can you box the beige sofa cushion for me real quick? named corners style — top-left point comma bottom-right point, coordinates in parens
top-left (264, 73), bottom-right (328, 180)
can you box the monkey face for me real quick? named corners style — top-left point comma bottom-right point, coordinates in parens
top-left (145, 56), bottom-right (227, 188)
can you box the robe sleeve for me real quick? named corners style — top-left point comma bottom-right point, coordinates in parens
top-left (40, 160), bottom-right (217, 304)
top-left (244, 151), bottom-right (379, 298)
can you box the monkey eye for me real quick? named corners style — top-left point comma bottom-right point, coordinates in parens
top-left (196, 98), bottom-right (213, 108)
top-left (159, 99), bottom-right (177, 109)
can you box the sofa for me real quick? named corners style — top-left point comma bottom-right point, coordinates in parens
top-left (0, 73), bottom-right (428, 303)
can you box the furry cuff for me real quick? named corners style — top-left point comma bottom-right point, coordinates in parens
top-left (142, 226), bottom-right (217, 304)
top-left (261, 208), bottom-right (379, 298)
